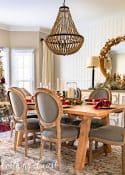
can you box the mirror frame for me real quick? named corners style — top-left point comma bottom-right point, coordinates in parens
top-left (99, 35), bottom-right (125, 78)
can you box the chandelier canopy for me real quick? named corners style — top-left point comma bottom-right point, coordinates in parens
top-left (45, 0), bottom-right (84, 55)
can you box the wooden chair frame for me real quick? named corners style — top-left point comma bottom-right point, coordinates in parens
top-left (8, 87), bottom-right (39, 156)
top-left (35, 88), bottom-right (78, 169)
top-left (89, 87), bottom-right (112, 149)
top-left (89, 87), bottom-right (112, 101)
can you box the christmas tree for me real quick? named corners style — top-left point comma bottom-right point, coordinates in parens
top-left (0, 49), bottom-right (6, 101)
top-left (0, 49), bottom-right (10, 132)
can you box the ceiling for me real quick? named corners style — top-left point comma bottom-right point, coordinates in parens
top-left (0, 0), bottom-right (125, 31)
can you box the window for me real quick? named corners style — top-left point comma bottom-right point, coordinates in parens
top-left (11, 49), bottom-right (35, 93)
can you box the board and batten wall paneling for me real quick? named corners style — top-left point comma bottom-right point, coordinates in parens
top-left (55, 13), bottom-right (125, 90)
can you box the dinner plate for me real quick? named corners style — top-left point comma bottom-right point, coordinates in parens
top-left (99, 107), bottom-right (114, 109)
top-left (85, 102), bottom-right (93, 105)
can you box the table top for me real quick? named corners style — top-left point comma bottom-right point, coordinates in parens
top-left (63, 104), bottom-right (125, 118)
top-left (29, 104), bottom-right (125, 119)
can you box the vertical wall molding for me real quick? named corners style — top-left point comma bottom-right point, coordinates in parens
top-left (55, 13), bottom-right (125, 89)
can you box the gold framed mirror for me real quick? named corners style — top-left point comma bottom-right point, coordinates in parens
top-left (99, 35), bottom-right (125, 78)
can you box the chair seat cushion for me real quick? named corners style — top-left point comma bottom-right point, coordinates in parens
top-left (90, 125), bottom-right (124, 143)
top-left (41, 124), bottom-right (78, 139)
top-left (91, 118), bottom-right (105, 129)
top-left (15, 118), bottom-right (40, 131)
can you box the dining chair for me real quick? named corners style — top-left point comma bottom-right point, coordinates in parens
top-left (63, 88), bottom-right (111, 128)
top-left (89, 87), bottom-right (112, 128)
top-left (61, 87), bottom-right (82, 125)
top-left (9, 87), bottom-right (37, 137)
top-left (8, 87), bottom-right (40, 156)
top-left (89, 125), bottom-right (125, 174)
top-left (35, 88), bottom-right (78, 169)
top-left (89, 87), bottom-right (112, 149)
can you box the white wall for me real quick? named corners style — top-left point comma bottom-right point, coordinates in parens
top-left (55, 13), bottom-right (125, 90)
top-left (0, 29), bottom-right (47, 88)
top-left (0, 12), bottom-right (125, 90)
top-left (0, 29), bottom-right (9, 47)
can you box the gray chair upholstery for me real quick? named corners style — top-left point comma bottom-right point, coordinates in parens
top-left (41, 124), bottom-right (78, 139)
top-left (37, 93), bottom-right (59, 123)
top-left (35, 88), bottom-right (78, 169)
top-left (9, 91), bottom-right (24, 118)
top-left (89, 125), bottom-right (125, 174)
top-left (15, 118), bottom-right (40, 131)
top-left (90, 125), bottom-right (124, 143)
top-left (9, 87), bottom-right (37, 138)
top-left (8, 87), bottom-right (40, 156)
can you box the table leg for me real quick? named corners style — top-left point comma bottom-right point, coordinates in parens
top-left (75, 117), bottom-right (91, 171)
top-left (102, 115), bottom-right (109, 125)
top-left (102, 115), bottom-right (111, 153)
top-left (16, 131), bottom-right (24, 146)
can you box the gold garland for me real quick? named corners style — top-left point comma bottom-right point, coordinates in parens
top-left (99, 35), bottom-right (125, 77)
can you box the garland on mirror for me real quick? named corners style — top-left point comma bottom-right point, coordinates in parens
top-left (96, 73), bottom-right (125, 90)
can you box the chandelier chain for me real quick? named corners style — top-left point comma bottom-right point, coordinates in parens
top-left (63, 0), bottom-right (66, 6)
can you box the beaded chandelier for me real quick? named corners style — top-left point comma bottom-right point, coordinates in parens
top-left (45, 0), bottom-right (84, 55)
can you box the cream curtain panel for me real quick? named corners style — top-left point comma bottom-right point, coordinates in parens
top-left (41, 40), bottom-right (55, 89)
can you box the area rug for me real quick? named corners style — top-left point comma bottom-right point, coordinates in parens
top-left (0, 132), bottom-right (122, 175)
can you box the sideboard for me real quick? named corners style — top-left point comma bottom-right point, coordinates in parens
top-left (81, 90), bottom-right (125, 127)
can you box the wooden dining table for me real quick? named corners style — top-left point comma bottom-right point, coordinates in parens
top-left (63, 104), bottom-right (125, 172)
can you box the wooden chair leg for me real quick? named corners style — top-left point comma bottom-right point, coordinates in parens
top-left (10, 120), bottom-right (14, 138)
top-left (14, 131), bottom-right (18, 151)
top-left (33, 132), bottom-right (36, 144)
top-left (10, 129), bottom-right (13, 138)
top-left (25, 131), bottom-right (28, 157)
top-left (56, 141), bottom-right (61, 170)
top-left (88, 140), bottom-right (93, 165)
top-left (104, 144), bottom-right (108, 156)
top-left (56, 140), bottom-right (61, 170)
top-left (17, 130), bottom-right (24, 146)
top-left (95, 141), bottom-right (98, 149)
top-left (122, 145), bottom-right (125, 175)
top-left (40, 139), bottom-right (44, 159)
top-left (49, 142), bottom-right (53, 150)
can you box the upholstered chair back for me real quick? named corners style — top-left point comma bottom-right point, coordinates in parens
top-left (89, 88), bottom-right (112, 101)
top-left (35, 88), bottom-right (63, 128)
top-left (8, 87), bottom-right (27, 120)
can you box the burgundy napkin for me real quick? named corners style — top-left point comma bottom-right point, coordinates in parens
top-left (94, 99), bottom-right (111, 109)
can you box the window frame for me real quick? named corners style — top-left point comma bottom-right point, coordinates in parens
top-left (10, 48), bottom-right (35, 93)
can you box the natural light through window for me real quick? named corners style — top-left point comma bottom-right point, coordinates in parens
top-left (11, 49), bottom-right (35, 93)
